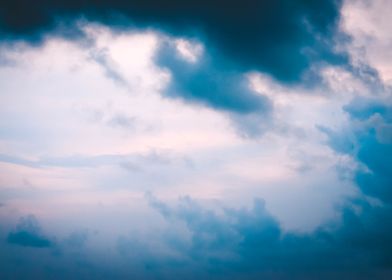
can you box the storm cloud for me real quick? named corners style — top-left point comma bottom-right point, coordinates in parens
top-left (0, 0), bottom-right (345, 82)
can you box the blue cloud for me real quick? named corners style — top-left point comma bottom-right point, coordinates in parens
top-left (63, 230), bottom-right (89, 248)
top-left (154, 39), bottom-right (273, 137)
top-left (144, 193), bottom-right (392, 279)
top-left (145, 95), bottom-right (392, 277)
top-left (322, 97), bottom-right (392, 203)
top-left (1, 194), bottom-right (392, 279)
top-left (155, 40), bottom-right (271, 115)
top-left (7, 215), bottom-right (53, 248)
top-left (344, 97), bottom-right (392, 121)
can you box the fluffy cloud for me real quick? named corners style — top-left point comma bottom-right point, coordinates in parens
top-left (142, 193), bottom-right (392, 280)
top-left (323, 97), bottom-right (392, 203)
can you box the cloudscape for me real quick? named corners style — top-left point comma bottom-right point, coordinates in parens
top-left (0, 0), bottom-right (392, 279)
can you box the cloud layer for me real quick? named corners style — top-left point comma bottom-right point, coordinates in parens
top-left (0, 0), bottom-right (392, 279)
top-left (0, 0), bottom-right (345, 82)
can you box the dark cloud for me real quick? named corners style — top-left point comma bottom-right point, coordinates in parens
top-left (0, 0), bottom-right (345, 82)
top-left (155, 39), bottom-right (271, 115)
top-left (144, 194), bottom-right (392, 280)
top-left (153, 39), bottom-right (273, 137)
top-left (0, 196), bottom-right (391, 279)
top-left (7, 215), bottom-right (53, 248)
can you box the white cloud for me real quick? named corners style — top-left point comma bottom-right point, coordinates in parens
top-left (341, 0), bottom-right (392, 86)
top-left (0, 25), bottom-right (359, 239)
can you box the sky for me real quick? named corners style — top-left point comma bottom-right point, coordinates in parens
top-left (0, 0), bottom-right (391, 279)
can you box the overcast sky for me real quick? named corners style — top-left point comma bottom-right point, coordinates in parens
top-left (0, 0), bottom-right (392, 279)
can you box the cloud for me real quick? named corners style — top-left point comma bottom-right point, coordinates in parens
top-left (0, 0), bottom-right (345, 82)
top-left (142, 93), bottom-right (392, 277)
top-left (144, 193), bottom-right (392, 279)
top-left (153, 38), bottom-right (273, 137)
top-left (1, 193), bottom-right (391, 279)
top-left (341, 0), bottom-right (392, 86)
top-left (1, 1), bottom-right (392, 279)
top-left (7, 215), bottom-right (53, 248)
top-left (322, 96), bottom-right (392, 203)
top-left (0, 150), bottom-right (185, 169)
top-left (344, 97), bottom-right (392, 121)
top-left (88, 47), bottom-right (129, 87)
top-left (63, 230), bottom-right (89, 248)
top-left (155, 39), bottom-right (271, 115)
top-left (107, 113), bottom-right (137, 130)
